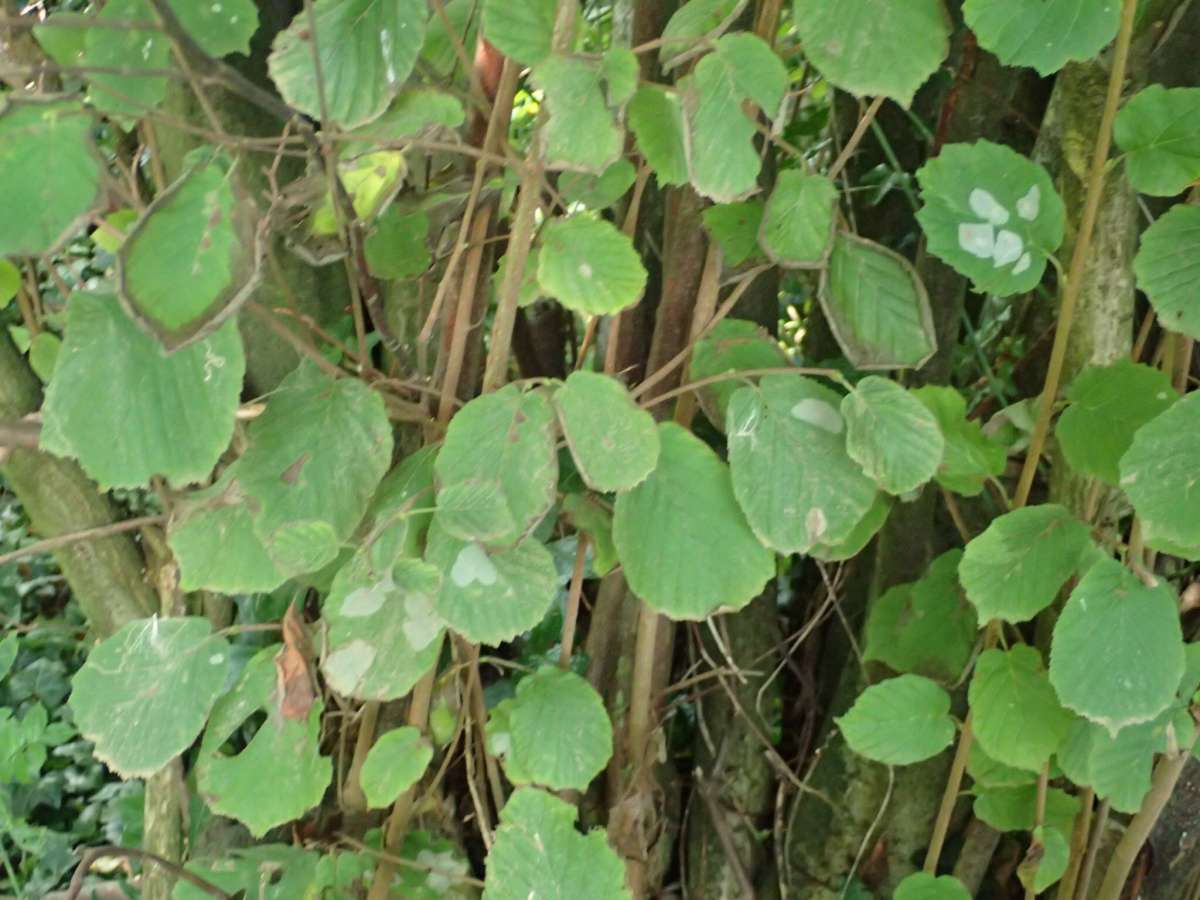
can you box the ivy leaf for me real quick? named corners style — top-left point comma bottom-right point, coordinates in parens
top-left (964, 0), bottom-right (1119, 75)
top-left (894, 873), bottom-right (970, 900)
top-left (614, 422), bottom-right (774, 619)
top-left (554, 372), bottom-right (659, 493)
top-left (958, 504), bottom-right (1092, 624)
top-left (483, 788), bottom-right (630, 900)
top-left (912, 386), bottom-right (1006, 496)
top-left (482, 0), bottom-right (556, 67)
top-left (916, 141), bottom-right (1064, 296)
top-left (836, 674), bottom-right (956, 765)
top-left (819, 233), bottom-right (937, 369)
top-left (534, 56), bottom-right (623, 173)
top-left (1113, 86), bottom-right (1200, 197)
top-left (702, 202), bottom-right (766, 267)
top-left (1120, 391), bottom-right (1200, 548)
top-left (969, 646), bottom-right (1074, 772)
top-left (1134, 205), bottom-right (1200, 340)
top-left (360, 726), bottom-right (433, 809)
top-left (322, 558), bottom-right (445, 701)
top-left (728, 375), bottom-right (877, 553)
top-left (793, 0), bottom-right (951, 106)
top-left (69, 617), bottom-right (230, 778)
top-left (863, 550), bottom-right (977, 682)
top-left (684, 34), bottom-right (788, 202)
top-left (1058, 360), bottom-right (1177, 486)
top-left (627, 86), bottom-right (689, 187)
top-left (40, 293), bottom-right (243, 489)
top-left (759, 171), bottom-right (837, 268)
top-left (118, 156), bottom-right (263, 349)
top-left (842, 376), bottom-right (945, 495)
top-left (1050, 558), bottom-right (1185, 734)
top-left (1019, 825), bottom-right (1070, 894)
top-left (688, 318), bottom-right (789, 428)
top-left (196, 646), bottom-right (331, 837)
top-left (426, 524), bottom-right (559, 646)
top-left (536, 215), bottom-right (647, 315)
top-left (492, 667), bottom-right (612, 791)
top-left (435, 385), bottom-right (557, 546)
top-left (269, 0), bottom-right (425, 128)
top-left (0, 98), bottom-right (102, 256)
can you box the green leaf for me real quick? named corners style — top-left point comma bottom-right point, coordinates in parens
top-left (537, 215), bottom-right (647, 315)
top-left (968, 743), bottom-right (1039, 789)
top-left (359, 726), bottom-right (432, 809)
top-left (494, 666), bottom-right (612, 791)
top-left (759, 171), bottom-right (836, 267)
top-left (483, 788), bottom-right (630, 900)
top-left (912, 385), bottom-right (1006, 496)
top-left (0, 260), bottom-right (20, 306)
top-left (91, 209), bottom-right (137, 254)
top-left (28, 332), bottom-right (61, 383)
top-left (684, 34), bottom-right (788, 202)
top-left (958, 504), bottom-right (1092, 624)
top-left (81, 0), bottom-right (169, 121)
top-left (1134, 204), bottom-right (1200, 340)
top-left (1120, 391), bottom-right (1200, 548)
top-left (702, 202), bottom-right (765, 267)
top-left (32, 14), bottom-right (87, 69)
top-left (427, 524), bottom-right (560, 645)
top-left (364, 207), bottom-right (431, 280)
top-left (916, 140), bottom-right (1065, 296)
top-left (1019, 825), bottom-right (1070, 894)
top-left (176, 846), bottom-right (323, 900)
top-left (628, 86), bottom-right (689, 187)
top-left (793, 0), bottom-right (950, 106)
top-left (196, 646), bottom-right (330, 837)
top-left (842, 376), bottom-right (945, 495)
top-left (965, 0), bottom-right (1119, 75)
top-left (310, 150), bottom-right (407, 236)
top-left (614, 422), bottom-right (774, 619)
top-left (40, 293), bottom-right (244, 489)
top-left (820, 232), bottom-right (937, 369)
top-left (688, 318), bottom-right (788, 428)
top-left (969, 646), bottom-right (1073, 772)
top-left (894, 873), bottom-right (970, 900)
top-left (974, 784), bottom-right (1079, 834)
top-left (0, 635), bottom-right (16, 682)
top-left (727, 374), bottom-right (877, 553)
top-left (346, 88), bottom-right (466, 154)
top-left (561, 493), bottom-right (618, 576)
top-left (69, 617), bottom-right (230, 778)
top-left (809, 492), bottom-right (893, 562)
top-left (836, 674), bottom-right (956, 765)
top-left (864, 550), bottom-right (977, 682)
top-left (356, 446), bottom-right (438, 569)
top-left (554, 372), bottom-right (659, 493)
top-left (1064, 717), bottom-right (1157, 812)
top-left (435, 385), bottom-right (557, 545)
top-left (173, 0), bottom-right (259, 57)
top-left (0, 98), bottom-right (102, 256)
top-left (661, 0), bottom-right (745, 64)
top-left (268, 0), bottom-right (425, 128)
top-left (559, 160), bottom-right (638, 211)
top-left (1050, 559), bottom-right (1185, 734)
top-left (322, 558), bottom-right (445, 701)
top-left (118, 157), bottom-right (262, 349)
top-left (1114, 86), bottom-right (1200, 197)
top-left (482, 0), bottom-right (557, 66)
top-left (534, 55), bottom-right (623, 173)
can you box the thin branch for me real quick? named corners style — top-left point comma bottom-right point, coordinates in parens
top-left (0, 515), bottom-right (166, 569)
top-left (65, 846), bottom-right (231, 900)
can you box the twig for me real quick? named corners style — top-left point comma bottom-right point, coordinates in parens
top-left (0, 515), bottom-right (166, 568)
top-left (65, 846), bottom-right (230, 900)
top-left (827, 95), bottom-right (884, 181)
top-left (560, 535), bottom-right (588, 667)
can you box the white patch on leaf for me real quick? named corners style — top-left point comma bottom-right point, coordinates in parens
top-left (969, 188), bottom-right (1009, 226)
top-left (324, 640), bottom-right (376, 691)
top-left (958, 222), bottom-right (995, 259)
top-left (341, 582), bottom-right (388, 618)
top-left (1016, 185), bottom-right (1040, 221)
top-left (1012, 252), bottom-right (1032, 276)
top-left (450, 542), bottom-right (499, 587)
top-left (791, 398), bottom-right (843, 433)
top-left (992, 230), bottom-right (1023, 267)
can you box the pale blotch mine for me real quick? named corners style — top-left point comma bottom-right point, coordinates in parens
top-left (790, 398), bottom-right (843, 434)
top-left (450, 542), bottom-right (499, 588)
top-left (969, 188), bottom-right (1009, 226)
top-left (324, 640), bottom-right (376, 690)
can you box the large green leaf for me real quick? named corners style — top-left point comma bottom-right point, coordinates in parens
top-left (894, 874), bottom-right (970, 900)
top-left (1050, 558), bottom-right (1185, 734)
top-left (1120, 391), bottom-right (1200, 548)
top-left (481, 0), bottom-right (557, 67)
top-left (554, 372), bottom-right (659, 493)
top-left (1133, 205), bottom-right (1200, 340)
top-left (916, 141), bottom-right (1065, 296)
top-left (974, 784), bottom-right (1079, 835)
top-left (0, 98), bottom-right (102, 256)
top-left (912, 385), bottom-right (1006, 496)
top-left (69, 617), bottom-right (229, 778)
top-left (702, 201), bottom-right (766, 267)
top-left (536, 215), bottom-right (648, 315)
top-left (837, 674), bottom-right (956, 765)
top-left (172, 0), bottom-right (259, 56)
top-left (118, 156), bottom-right (263, 349)
top-left (322, 558), bottom-right (445, 701)
top-left (842, 376), bottom-right (945, 495)
top-left (819, 232), bottom-right (937, 369)
top-left (533, 55), bottom-right (623, 173)
top-left (1114, 86), bottom-right (1200, 197)
top-left (434, 385), bottom-right (557, 546)
top-left (268, 0), bottom-right (425, 128)
top-left (958, 504), bottom-right (1093, 624)
top-left (727, 375), bottom-right (877, 553)
top-left (40, 292), bottom-right (243, 489)
top-left (426, 524), bottom-right (559, 646)
top-left (360, 726), bottom-right (432, 809)
top-left (483, 789), bottom-right (630, 900)
top-left (81, 0), bottom-right (169, 121)
top-left (660, 0), bottom-right (745, 65)
top-left (627, 86), bottom-right (689, 187)
top-left (969, 646), bottom-right (1073, 772)
top-left (196, 646), bottom-right (330, 837)
top-left (863, 550), bottom-right (976, 682)
top-left (688, 318), bottom-right (789, 428)
top-left (793, 0), bottom-right (950, 106)
top-left (964, 0), bottom-right (1119, 75)
top-left (614, 422), bottom-right (774, 619)
top-left (759, 171), bottom-right (836, 267)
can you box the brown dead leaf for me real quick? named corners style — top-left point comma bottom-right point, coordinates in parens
top-left (275, 602), bottom-right (316, 721)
